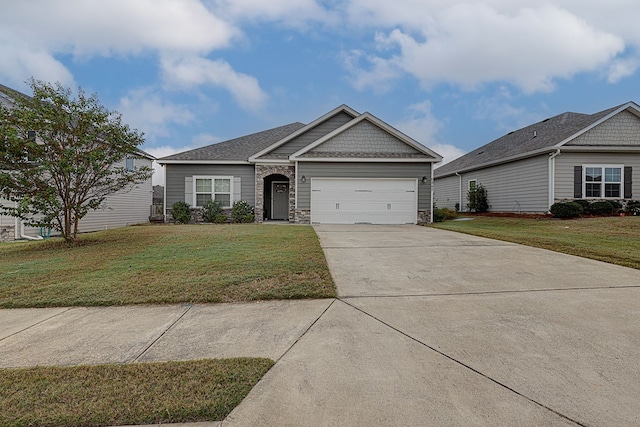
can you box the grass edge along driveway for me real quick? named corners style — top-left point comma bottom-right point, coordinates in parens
top-left (431, 216), bottom-right (640, 270)
top-left (0, 224), bottom-right (336, 308)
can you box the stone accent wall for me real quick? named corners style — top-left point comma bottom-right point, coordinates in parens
top-left (417, 210), bottom-right (430, 224)
top-left (311, 121), bottom-right (419, 154)
top-left (568, 110), bottom-right (640, 146)
top-left (293, 209), bottom-right (311, 224)
top-left (255, 165), bottom-right (295, 222)
top-left (0, 225), bottom-right (15, 242)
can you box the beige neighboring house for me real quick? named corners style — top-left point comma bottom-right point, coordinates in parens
top-left (0, 83), bottom-right (154, 242)
top-left (434, 101), bottom-right (640, 213)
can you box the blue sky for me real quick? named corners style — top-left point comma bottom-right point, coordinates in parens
top-left (2, 1), bottom-right (639, 184)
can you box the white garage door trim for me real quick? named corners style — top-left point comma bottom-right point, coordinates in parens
top-left (310, 178), bottom-right (418, 224)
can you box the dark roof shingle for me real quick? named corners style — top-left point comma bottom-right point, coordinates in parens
top-left (158, 122), bottom-right (306, 162)
top-left (434, 105), bottom-right (622, 178)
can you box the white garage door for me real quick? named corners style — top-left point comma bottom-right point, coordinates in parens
top-left (310, 178), bottom-right (417, 224)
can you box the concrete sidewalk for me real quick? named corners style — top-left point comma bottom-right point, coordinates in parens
top-left (2, 224), bottom-right (640, 426)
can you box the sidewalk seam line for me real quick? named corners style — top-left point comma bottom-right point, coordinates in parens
top-left (275, 299), bottom-right (336, 363)
top-left (339, 284), bottom-right (640, 299)
top-left (0, 307), bottom-right (74, 343)
top-left (132, 304), bottom-right (193, 363)
top-left (339, 298), bottom-right (586, 427)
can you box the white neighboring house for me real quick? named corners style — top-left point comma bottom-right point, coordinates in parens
top-left (0, 83), bottom-right (154, 242)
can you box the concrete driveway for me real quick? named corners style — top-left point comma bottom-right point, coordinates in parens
top-left (224, 225), bottom-right (640, 426)
top-left (2, 225), bottom-right (640, 426)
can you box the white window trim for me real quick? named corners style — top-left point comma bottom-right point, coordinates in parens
top-left (125, 157), bottom-right (135, 172)
top-left (468, 179), bottom-right (477, 190)
top-left (582, 164), bottom-right (624, 199)
top-left (193, 176), bottom-right (234, 208)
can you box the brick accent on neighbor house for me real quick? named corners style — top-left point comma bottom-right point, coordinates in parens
top-left (255, 165), bottom-right (296, 222)
top-left (0, 225), bottom-right (15, 242)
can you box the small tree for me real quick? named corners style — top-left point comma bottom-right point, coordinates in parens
top-left (0, 80), bottom-right (152, 243)
top-left (171, 201), bottom-right (192, 224)
top-left (467, 183), bottom-right (489, 213)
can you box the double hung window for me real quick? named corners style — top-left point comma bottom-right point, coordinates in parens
top-left (194, 177), bottom-right (232, 207)
top-left (584, 166), bottom-right (622, 198)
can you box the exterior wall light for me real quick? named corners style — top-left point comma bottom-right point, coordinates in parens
top-left (421, 176), bottom-right (428, 183)
top-left (301, 175), bottom-right (306, 183)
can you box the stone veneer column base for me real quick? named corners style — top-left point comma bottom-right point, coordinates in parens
top-left (417, 210), bottom-right (430, 225)
top-left (0, 225), bottom-right (15, 242)
top-left (293, 209), bottom-right (311, 224)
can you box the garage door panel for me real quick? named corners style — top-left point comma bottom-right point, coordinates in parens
top-left (311, 178), bottom-right (417, 224)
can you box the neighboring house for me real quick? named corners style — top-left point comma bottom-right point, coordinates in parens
top-left (434, 102), bottom-right (640, 213)
top-left (0, 83), bottom-right (154, 241)
top-left (158, 105), bottom-right (442, 224)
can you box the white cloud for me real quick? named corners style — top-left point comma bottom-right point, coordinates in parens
top-left (394, 101), bottom-right (466, 165)
top-left (161, 56), bottom-right (267, 110)
top-left (117, 88), bottom-right (195, 141)
top-left (348, 4), bottom-right (624, 93)
top-left (210, 0), bottom-right (336, 27)
top-left (607, 57), bottom-right (640, 83)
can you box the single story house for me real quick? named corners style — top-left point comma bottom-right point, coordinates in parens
top-left (158, 105), bottom-right (442, 224)
top-left (0, 83), bottom-right (155, 242)
top-left (434, 101), bottom-right (640, 213)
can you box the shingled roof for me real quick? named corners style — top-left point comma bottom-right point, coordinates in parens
top-left (434, 104), bottom-right (624, 178)
top-left (158, 122), bottom-right (306, 162)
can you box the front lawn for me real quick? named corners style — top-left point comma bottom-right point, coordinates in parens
top-left (0, 358), bottom-right (273, 427)
top-left (0, 224), bottom-right (336, 308)
top-left (432, 216), bottom-right (640, 270)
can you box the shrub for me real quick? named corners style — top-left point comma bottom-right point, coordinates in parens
top-left (625, 200), bottom-right (640, 215)
top-left (608, 200), bottom-right (623, 213)
top-left (433, 207), bottom-right (458, 223)
top-left (550, 201), bottom-right (583, 218)
top-left (572, 199), bottom-right (591, 214)
top-left (467, 184), bottom-right (489, 213)
top-left (231, 200), bottom-right (255, 223)
top-left (171, 201), bottom-right (192, 224)
top-left (589, 201), bottom-right (614, 216)
top-left (202, 200), bottom-right (226, 223)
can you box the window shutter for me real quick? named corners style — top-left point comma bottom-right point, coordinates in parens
top-left (233, 177), bottom-right (241, 203)
top-left (185, 177), bottom-right (193, 205)
top-left (624, 166), bottom-right (632, 198)
top-left (573, 166), bottom-right (582, 198)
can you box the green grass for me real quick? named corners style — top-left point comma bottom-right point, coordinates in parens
top-left (432, 216), bottom-right (640, 269)
top-left (0, 224), bottom-right (336, 308)
top-left (0, 358), bottom-right (274, 427)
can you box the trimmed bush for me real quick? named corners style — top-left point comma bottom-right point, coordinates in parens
top-left (625, 200), bottom-right (640, 215)
top-left (609, 200), bottom-right (623, 213)
top-left (550, 202), bottom-right (583, 218)
top-left (572, 199), bottom-right (591, 214)
top-left (433, 207), bottom-right (458, 223)
top-left (171, 201), bottom-right (192, 224)
top-left (202, 200), bottom-right (226, 223)
top-left (467, 184), bottom-right (489, 213)
top-left (231, 200), bottom-right (255, 223)
top-left (589, 201), bottom-right (614, 216)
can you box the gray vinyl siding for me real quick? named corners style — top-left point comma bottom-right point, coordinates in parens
top-left (555, 152), bottom-right (640, 200)
top-left (438, 155), bottom-right (549, 212)
top-left (297, 162), bottom-right (432, 210)
top-left (433, 175), bottom-right (460, 210)
top-left (165, 164), bottom-right (256, 209)
top-left (78, 157), bottom-right (153, 232)
top-left (269, 112), bottom-right (354, 156)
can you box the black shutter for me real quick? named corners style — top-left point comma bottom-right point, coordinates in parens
top-left (574, 166), bottom-right (582, 198)
top-left (624, 166), bottom-right (632, 198)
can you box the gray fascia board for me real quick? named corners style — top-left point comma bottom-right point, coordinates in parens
top-left (248, 104), bottom-right (360, 161)
top-left (156, 160), bottom-right (251, 165)
top-left (295, 157), bottom-right (438, 163)
top-left (290, 113), bottom-right (443, 161)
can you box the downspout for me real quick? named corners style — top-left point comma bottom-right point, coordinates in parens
top-left (162, 164), bottom-right (167, 222)
top-left (455, 172), bottom-right (462, 212)
top-left (429, 164), bottom-right (435, 223)
top-left (20, 220), bottom-right (43, 241)
top-left (548, 149), bottom-right (561, 210)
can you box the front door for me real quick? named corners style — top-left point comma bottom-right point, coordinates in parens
top-left (271, 181), bottom-right (289, 220)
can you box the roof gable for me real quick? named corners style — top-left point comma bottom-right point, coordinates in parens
top-left (290, 112), bottom-right (442, 161)
top-left (249, 105), bottom-right (359, 161)
top-left (434, 102), bottom-right (637, 178)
